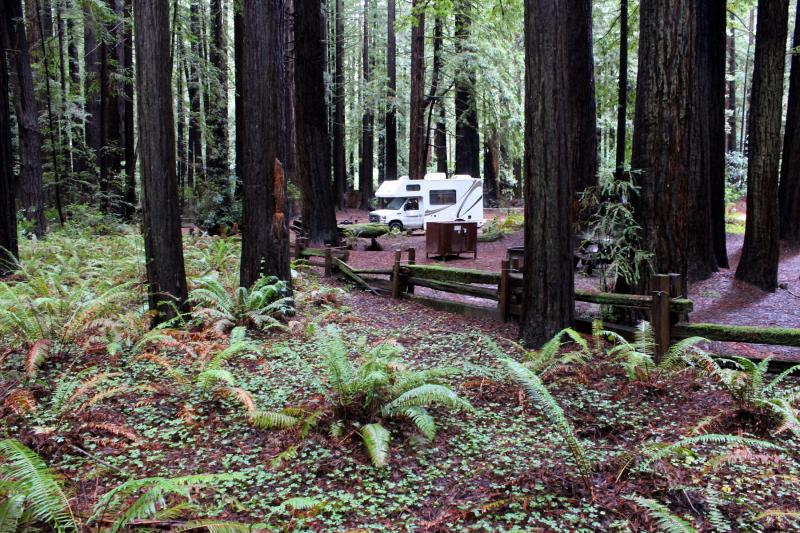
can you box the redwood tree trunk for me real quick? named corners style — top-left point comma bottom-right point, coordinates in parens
top-left (0, 3), bottom-right (19, 274)
top-left (454, 0), bottom-right (479, 179)
top-left (735, 0), bottom-right (789, 291)
top-left (408, 0), bottom-right (426, 180)
top-left (237, 0), bottom-right (291, 287)
top-left (294, 0), bottom-right (340, 245)
top-left (84, 7), bottom-right (101, 193)
top-left (207, 0), bottom-right (231, 210)
top-left (615, 0), bottom-right (628, 172)
top-left (628, 0), bottom-right (694, 291)
top-left (384, 0), bottom-right (397, 181)
top-left (133, 0), bottom-right (188, 324)
top-left (707, 1), bottom-right (729, 269)
top-left (521, 0), bottom-right (574, 348)
top-left (359, 0), bottom-right (374, 203)
top-left (726, 11), bottom-right (738, 153)
top-left (186, 1), bottom-right (203, 194)
top-left (5, 0), bottom-right (46, 237)
top-left (483, 135), bottom-right (499, 205)
top-left (123, 0), bottom-right (136, 219)
top-left (779, 0), bottom-right (800, 245)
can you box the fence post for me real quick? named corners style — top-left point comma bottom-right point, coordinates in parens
top-left (294, 237), bottom-right (304, 261)
top-left (406, 247), bottom-right (416, 294)
top-left (499, 259), bottom-right (511, 322)
top-left (650, 274), bottom-right (671, 364)
top-left (668, 273), bottom-right (687, 324)
top-left (324, 246), bottom-right (333, 277)
top-left (392, 250), bottom-right (403, 299)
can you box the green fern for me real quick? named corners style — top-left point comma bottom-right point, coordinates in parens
top-left (248, 410), bottom-right (301, 430)
top-left (639, 434), bottom-right (784, 469)
top-left (630, 496), bottom-right (697, 533)
top-left (500, 358), bottom-right (592, 485)
top-left (0, 439), bottom-right (78, 532)
top-left (190, 275), bottom-right (292, 332)
top-left (360, 423), bottom-right (391, 467)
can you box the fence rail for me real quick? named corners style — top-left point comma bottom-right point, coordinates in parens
top-left (297, 244), bottom-right (800, 370)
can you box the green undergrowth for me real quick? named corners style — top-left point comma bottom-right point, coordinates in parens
top-left (1, 219), bottom-right (799, 531)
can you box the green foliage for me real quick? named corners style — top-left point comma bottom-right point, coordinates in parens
top-left (629, 496), bottom-right (697, 533)
top-left (500, 358), bottom-right (592, 487)
top-left (0, 439), bottom-right (78, 532)
top-left (190, 275), bottom-right (293, 332)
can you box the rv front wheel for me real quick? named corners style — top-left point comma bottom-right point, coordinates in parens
top-left (388, 221), bottom-right (404, 232)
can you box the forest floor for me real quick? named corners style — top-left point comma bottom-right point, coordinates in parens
top-left (1, 218), bottom-right (799, 531)
top-left (336, 207), bottom-right (800, 362)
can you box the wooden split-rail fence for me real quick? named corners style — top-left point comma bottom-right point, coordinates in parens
top-left (295, 241), bottom-right (800, 371)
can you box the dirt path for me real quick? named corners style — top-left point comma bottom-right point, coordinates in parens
top-left (331, 209), bottom-right (800, 360)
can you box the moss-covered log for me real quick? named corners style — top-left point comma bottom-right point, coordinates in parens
top-left (401, 264), bottom-right (501, 285)
top-left (405, 276), bottom-right (499, 301)
top-left (672, 322), bottom-right (800, 347)
top-left (573, 289), bottom-right (694, 313)
top-left (340, 223), bottom-right (390, 238)
top-left (350, 267), bottom-right (394, 276)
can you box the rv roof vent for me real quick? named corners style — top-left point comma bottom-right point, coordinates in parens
top-left (452, 174), bottom-right (473, 180)
top-left (424, 172), bottom-right (447, 180)
top-left (398, 175), bottom-right (410, 181)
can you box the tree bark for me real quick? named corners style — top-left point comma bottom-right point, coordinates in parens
top-left (237, 0), bottom-right (291, 287)
top-left (408, 0), bottom-right (426, 181)
top-left (520, 0), bottom-right (575, 348)
top-left (5, 0), bottom-right (46, 236)
top-left (206, 0), bottom-right (230, 211)
top-left (84, 6), bottom-right (101, 193)
top-left (359, 0), bottom-right (374, 204)
top-left (566, 0), bottom-right (598, 196)
top-left (483, 134), bottom-right (499, 205)
top-left (384, 0), bottom-right (397, 181)
top-left (735, 0), bottom-right (789, 291)
top-left (133, 0), bottom-right (188, 325)
top-left (294, 0), bottom-right (340, 246)
top-left (686, 0), bottom-right (725, 280)
top-left (186, 1), bottom-right (203, 194)
top-left (725, 11), bottom-right (737, 153)
top-left (0, 2), bottom-right (19, 274)
top-left (615, 0), bottom-right (628, 172)
top-left (627, 0), bottom-right (694, 291)
top-left (123, 0), bottom-right (136, 219)
top-left (779, 0), bottom-right (800, 245)
top-left (454, 0), bottom-right (479, 179)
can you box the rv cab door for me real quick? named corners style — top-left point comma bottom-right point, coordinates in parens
top-left (404, 197), bottom-right (423, 229)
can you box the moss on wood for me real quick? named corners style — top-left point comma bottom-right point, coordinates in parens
top-left (673, 323), bottom-right (800, 347)
top-left (401, 264), bottom-right (501, 285)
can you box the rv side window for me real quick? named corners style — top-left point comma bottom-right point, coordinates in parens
top-left (406, 184), bottom-right (421, 191)
top-left (429, 190), bottom-right (456, 205)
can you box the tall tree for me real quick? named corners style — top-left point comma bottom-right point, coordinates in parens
top-left (206, 0), bottom-right (231, 214)
top-left (779, 0), bottom-right (800, 245)
top-left (0, 2), bottom-right (19, 274)
top-left (294, 0), bottom-right (340, 245)
top-left (726, 11), bottom-right (738, 153)
top-left (615, 0), bottom-right (628, 173)
top-left (333, 0), bottom-right (346, 208)
top-left (359, 0), bottom-right (374, 205)
top-left (4, 0), bottom-right (46, 236)
top-left (122, 0), bottom-right (136, 219)
top-left (133, 0), bottom-right (188, 324)
top-left (521, 0), bottom-right (575, 347)
top-left (84, 6), bottom-right (102, 193)
top-left (627, 0), bottom-right (694, 291)
top-left (384, 0), bottom-right (397, 181)
top-left (237, 0), bottom-right (291, 287)
top-left (566, 0), bottom-right (597, 195)
top-left (185, 1), bottom-right (203, 194)
top-left (408, 0), bottom-right (426, 180)
top-left (686, 0), bottom-right (726, 279)
top-left (454, 0), bottom-right (479, 179)
top-left (426, 16), bottom-right (447, 175)
top-left (736, 0), bottom-right (789, 291)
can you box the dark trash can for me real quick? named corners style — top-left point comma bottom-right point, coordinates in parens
top-left (426, 221), bottom-right (478, 260)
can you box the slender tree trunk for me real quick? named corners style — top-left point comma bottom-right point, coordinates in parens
top-left (735, 0), bottom-right (789, 291)
top-left (0, 2), bottom-right (19, 273)
top-left (567, 0), bottom-right (598, 196)
top-left (237, 0), bottom-right (291, 287)
top-left (779, 0), bottom-right (800, 245)
top-left (707, 1), bottom-right (729, 269)
top-left (408, 0), bottom-right (426, 180)
top-left (84, 6), bottom-right (101, 193)
top-left (294, 0), bottom-right (340, 245)
top-left (424, 16), bottom-right (444, 172)
top-left (359, 0), bottom-right (374, 205)
top-left (123, 0), bottom-right (136, 219)
top-left (332, 0), bottom-right (346, 208)
top-left (233, 2), bottom-right (243, 199)
top-left (483, 134), bottom-right (499, 205)
top-left (133, 0), bottom-right (188, 325)
top-left (186, 1), bottom-right (203, 195)
top-left (5, 0), bottom-right (46, 236)
top-left (740, 8), bottom-right (755, 153)
top-left (207, 0), bottom-right (230, 216)
top-left (627, 0), bottom-right (695, 292)
top-left (726, 11), bottom-right (738, 153)
top-left (615, 0), bottom-right (628, 172)
top-left (384, 0), bottom-right (397, 181)
top-left (454, 0), bottom-right (479, 179)
top-left (521, 0), bottom-right (574, 347)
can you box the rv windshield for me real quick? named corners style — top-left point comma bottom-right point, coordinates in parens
top-left (383, 197), bottom-right (407, 210)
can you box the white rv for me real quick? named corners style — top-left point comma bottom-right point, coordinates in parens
top-left (368, 173), bottom-right (484, 231)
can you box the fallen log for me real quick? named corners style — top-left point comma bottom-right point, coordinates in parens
top-left (672, 322), bottom-right (800, 348)
top-left (333, 258), bottom-right (378, 295)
